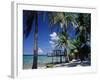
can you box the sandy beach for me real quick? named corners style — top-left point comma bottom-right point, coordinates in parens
top-left (23, 59), bottom-right (90, 69)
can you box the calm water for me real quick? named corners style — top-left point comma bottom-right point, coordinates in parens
top-left (23, 55), bottom-right (65, 69)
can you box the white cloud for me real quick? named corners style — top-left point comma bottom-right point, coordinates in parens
top-left (50, 32), bottom-right (57, 37)
top-left (38, 48), bottom-right (43, 54)
top-left (50, 32), bottom-right (59, 41)
top-left (49, 32), bottom-right (59, 48)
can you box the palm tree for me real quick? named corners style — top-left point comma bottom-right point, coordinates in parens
top-left (24, 10), bottom-right (38, 69)
top-left (56, 31), bottom-right (70, 62)
top-left (73, 13), bottom-right (91, 61)
top-left (48, 12), bottom-right (76, 62)
top-left (55, 31), bottom-right (76, 62)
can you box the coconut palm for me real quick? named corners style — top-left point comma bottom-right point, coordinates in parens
top-left (56, 32), bottom-right (70, 62)
top-left (73, 13), bottom-right (91, 61)
top-left (54, 31), bottom-right (76, 62)
top-left (48, 12), bottom-right (76, 62)
top-left (24, 10), bottom-right (38, 69)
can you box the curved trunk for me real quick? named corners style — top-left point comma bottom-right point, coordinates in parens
top-left (32, 13), bottom-right (38, 69)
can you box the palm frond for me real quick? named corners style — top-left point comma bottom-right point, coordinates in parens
top-left (23, 10), bottom-right (36, 38)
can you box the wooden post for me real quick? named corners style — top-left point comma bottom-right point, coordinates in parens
top-left (52, 54), bottom-right (53, 64)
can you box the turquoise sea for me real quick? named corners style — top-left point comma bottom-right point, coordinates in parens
top-left (23, 55), bottom-right (65, 69)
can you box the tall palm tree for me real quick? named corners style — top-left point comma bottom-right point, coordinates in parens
top-left (73, 13), bottom-right (91, 61)
top-left (48, 12), bottom-right (76, 62)
top-left (24, 10), bottom-right (38, 69)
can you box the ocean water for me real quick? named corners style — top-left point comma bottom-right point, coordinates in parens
top-left (23, 55), bottom-right (65, 69)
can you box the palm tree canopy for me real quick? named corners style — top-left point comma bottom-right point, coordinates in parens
top-left (48, 12), bottom-right (77, 31)
top-left (75, 13), bottom-right (91, 34)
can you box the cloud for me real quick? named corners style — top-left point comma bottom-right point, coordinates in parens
top-left (49, 41), bottom-right (55, 48)
top-left (49, 32), bottom-right (59, 48)
top-left (38, 48), bottom-right (43, 54)
top-left (49, 41), bottom-right (56, 48)
top-left (50, 32), bottom-right (57, 37)
top-left (50, 32), bottom-right (59, 41)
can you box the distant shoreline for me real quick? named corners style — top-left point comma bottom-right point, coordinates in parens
top-left (23, 55), bottom-right (47, 56)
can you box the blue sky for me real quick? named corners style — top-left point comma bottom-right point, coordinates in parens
top-left (23, 11), bottom-right (76, 55)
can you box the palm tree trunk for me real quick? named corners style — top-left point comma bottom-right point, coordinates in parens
top-left (32, 13), bottom-right (38, 69)
top-left (60, 55), bottom-right (62, 63)
top-left (64, 48), bottom-right (70, 63)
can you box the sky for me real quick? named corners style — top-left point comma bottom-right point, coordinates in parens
top-left (23, 11), bottom-right (77, 55)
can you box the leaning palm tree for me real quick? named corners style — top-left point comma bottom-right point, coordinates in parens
top-left (24, 10), bottom-right (38, 69)
top-left (48, 12), bottom-right (76, 62)
top-left (55, 31), bottom-right (76, 62)
top-left (56, 31), bottom-right (70, 62)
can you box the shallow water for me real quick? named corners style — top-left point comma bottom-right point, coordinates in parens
top-left (23, 55), bottom-right (65, 69)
